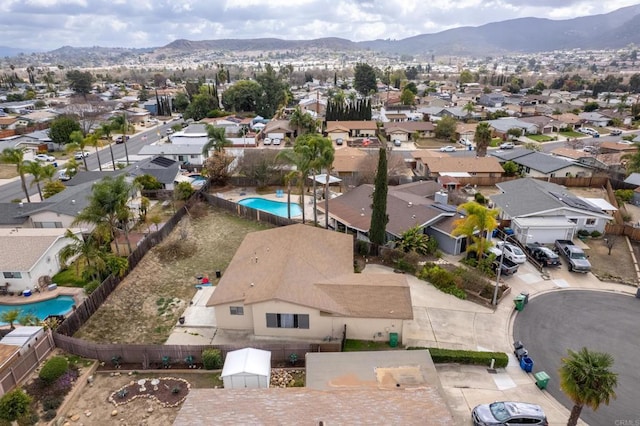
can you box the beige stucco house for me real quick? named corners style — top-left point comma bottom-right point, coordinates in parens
top-left (325, 121), bottom-right (378, 143)
top-left (207, 225), bottom-right (413, 342)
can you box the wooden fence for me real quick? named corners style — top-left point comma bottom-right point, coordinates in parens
top-left (605, 223), bottom-right (640, 240)
top-left (449, 175), bottom-right (610, 188)
top-left (0, 332), bottom-right (56, 395)
top-left (52, 334), bottom-right (339, 368)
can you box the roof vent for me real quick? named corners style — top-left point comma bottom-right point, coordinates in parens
top-left (407, 202), bottom-right (413, 207)
top-left (18, 202), bottom-right (23, 208)
top-left (71, 200), bottom-right (76, 204)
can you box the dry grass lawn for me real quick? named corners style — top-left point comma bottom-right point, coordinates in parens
top-left (0, 164), bottom-right (18, 179)
top-left (587, 237), bottom-right (637, 285)
top-left (74, 204), bottom-right (271, 344)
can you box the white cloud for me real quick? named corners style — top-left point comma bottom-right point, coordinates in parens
top-left (0, 0), bottom-right (637, 50)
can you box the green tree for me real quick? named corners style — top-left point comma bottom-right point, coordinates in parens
top-left (354, 63), bottom-right (377, 96)
top-left (277, 149), bottom-right (312, 223)
top-left (48, 115), bottom-right (81, 146)
top-left (66, 69), bottom-right (93, 96)
top-left (0, 388), bottom-right (32, 421)
top-left (1, 148), bottom-right (31, 202)
top-left (134, 174), bottom-right (162, 190)
top-left (203, 125), bottom-right (232, 156)
top-left (59, 230), bottom-right (107, 281)
top-left (294, 134), bottom-right (334, 225)
top-left (185, 92), bottom-right (218, 121)
top-left (109, 113), bottom-right (131, 165)
top-left (451, 201), bottom-right (499, 259)
top-left (474, 122), bottom-right (493, 157)
top-left (502, 160), bottom-right (518, 176)
top-left (173, 92), bottom-right (190, 112)
top-left (369, 148), bottom-right (388, 245)
top-left (459, 69), bottom-right (474, 85)
top-left (174, 181), bottom-right (195, 201)
top-left (221, 80), bottom-right (262, 113)
top-left (43, 180), bottom-right (66, 199)
top-left (0, 309), bottom-right (20, 330)
top-left (463, 102), bottom-right (475, 117)
top-left (400, 88), bottom-right (415, 105)
top-left (255, 63), bottom-right (289, 118)
top-left (289, 106), bottom-right (317, 138)
top-left (560, 347), bottom-right (618, 426)
top-left (583, 101), bottom-right (599, 112)
top-left (69, 130), bottom-right (89, 170)
top-left (507, 127), bottom-right (523, 140)
top-left (434, 116), bottom-right (457, 140)
top-left (138, 87), bottom-right (149, 102)
top-left (23, 160), bottom-right (47, 201)
top-left (397, 225), bottom-right (431, 255)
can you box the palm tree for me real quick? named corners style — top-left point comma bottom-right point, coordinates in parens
top-left (23, 160), bottom-right (45, 201)
top-left (277, 149), bottom-right (311, 223)
top-left (98, 122), bottom-right (117, 170)
top-left (0, 309), bottom-right (21, 330)
top-left (1, 148), bottom-right (31, 202)
top-left (289, 107), bottom-right (317, 139)
top-left (69, 130), bottom-right (89, 170)
top-left (295, 134), bottom-right (334, 225)
top-left (560, 347), bottom-right (618, 426)
top-left (451, 201), bottom-right (499, 259)
top-left (109, 113), bottom-right (130, 165)
top-left (283, 170), bottom-right (297, 219)
top-left (58, 230), bottom-right (106, 281)
top-left (463, 101), bottom-right (475, 118)
top-left (85, 134), bottom-right (104, 171)
top-left (321, 145), bottom-right (335, 229)
top-left (474, 122), bottom-right (493, 157)
top-left (203, 125), bottom-right (231, 156)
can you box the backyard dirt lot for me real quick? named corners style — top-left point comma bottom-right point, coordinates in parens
top-left (74, 204), bottom-right (270, 344)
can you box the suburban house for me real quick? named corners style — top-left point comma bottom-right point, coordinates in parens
top-left (170, 124), bottom-right (208, 147)
top-left (138, 144), bottom-right (207, 167)
top-left (550, 113), bottom-right (582, 130)
top-left (491, 149), bottom-right (593, 178)
top-left (0, 228), bottom-right (83, 294)
top-left (486, 117), bottom-right (539, 138)
top-left (0, 117), bottom-right (18, 130)
top-left (325, 121), bottom-right (378, 143)
top-left (319, 182), bottom-right (468, 254)
top-left (490, 178), bottom-right (613, 244)
top-left (382, 121), bottom-right (434, 142)
top-left (478, 93), bottom-right (505, 107)
top-left (261, 120), bottom-right (294, 142)
top-left (578, 112), bottom-right (609, 128)
top-left (124, 107), bottom-right (151, 124)
top-left (411, 152), bottom-right (504, 179)
top-left (0, 130), bottom-right (54, 153)
top-left (519, 116), bottom-right (557, 134)
top-left (206, 224), bottom-right (413, 342)
top-left (127, 156), bottom-right (181, 190)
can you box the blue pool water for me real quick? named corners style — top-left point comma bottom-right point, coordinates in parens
top-left (238, 197), bottom-right (302, 218)
top-left (0, 296), bottom-right (75, 324)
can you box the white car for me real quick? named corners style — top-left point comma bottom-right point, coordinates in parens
top-left (440, 145), bottom-right (456, 152)
top-left (458, 138), bottom-right (472, 146)
top-left (496, 241), bottom-right (527, 264)
top-left (34, 154), bottom-right (55, 162)
top-left (263, 137), bottom-right (272, 145)
top-left (272, 138), bottom-right (281, 145)
top-left (74, 151), bottom-right (90, 160)
top-left (500, 142), bottom-right (515, 149)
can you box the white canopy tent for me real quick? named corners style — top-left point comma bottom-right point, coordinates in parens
top-left (310, 174), bottom-right (342, 184)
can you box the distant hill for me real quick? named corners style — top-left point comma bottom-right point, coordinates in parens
top-left (357, 4), bottom-right (640, 55)
top-left (163, 37), bottom-right (358, 52)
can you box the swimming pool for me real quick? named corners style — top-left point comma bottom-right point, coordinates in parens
top-left (238, 197), bottom-right (302, 218)
top-left (0, 296), bottom-right (76, 324)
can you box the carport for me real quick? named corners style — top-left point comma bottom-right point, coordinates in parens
top-left (510, 217), bottom-right (576, 244)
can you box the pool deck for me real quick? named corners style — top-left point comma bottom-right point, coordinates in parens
top-left (216, 187), bottom-right (327, 223)
top-left (0, 287), bottom-right (85, 306)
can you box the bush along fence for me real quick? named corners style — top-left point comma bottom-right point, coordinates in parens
top-left (407, 347), bottom-right (509, 368)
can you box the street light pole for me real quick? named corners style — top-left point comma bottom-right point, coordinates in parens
top-left (492, 229), bottom-right (507, 306)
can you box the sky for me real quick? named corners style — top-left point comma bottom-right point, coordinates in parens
top-left (1, 0), bottom-right (639, 51)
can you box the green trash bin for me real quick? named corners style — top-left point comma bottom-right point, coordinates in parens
top-left (514, 295), bottom-right (526, 311)
top-left (389, 332), bottom-right (398, 348)
top-left (534, 371), bottom-right (550, 390)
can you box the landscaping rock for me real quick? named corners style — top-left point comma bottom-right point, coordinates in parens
top-left (70, 413), bottom-right (80, 421)
top-left (111, 410), bottom-right (118, 417)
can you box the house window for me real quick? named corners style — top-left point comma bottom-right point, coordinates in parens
top-left (266, 313), bottom-right (309, 329)
top-left (190, 155), bottom-right (198, 159)
top-left (569, 218), bottom-right (578, 224)
top-left (34, 222), bottom-right (63, 228)
top-left (586, 218), bottom-right (596, 227)
top-left (229, 306), bottom-right (244, 315)
top-left (3, 272), bottom-right (21, 279)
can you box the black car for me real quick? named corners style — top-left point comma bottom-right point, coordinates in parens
top-left (526, 243), bottom-right (561, 267)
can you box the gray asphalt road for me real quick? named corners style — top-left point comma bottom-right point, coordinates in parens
top-left (0, 120), bottom-right (178, 203)
top-left (513, 290), bottom-right (640, 426)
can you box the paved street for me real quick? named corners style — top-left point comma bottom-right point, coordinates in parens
top-left (514, 290), bottom-right (640, 426)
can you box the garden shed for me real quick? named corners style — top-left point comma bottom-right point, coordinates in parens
top-left (221, 348), bottom-right (271, 389)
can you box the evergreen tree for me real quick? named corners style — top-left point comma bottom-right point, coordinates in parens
top-left (369, 148), bottom-right (388, 245)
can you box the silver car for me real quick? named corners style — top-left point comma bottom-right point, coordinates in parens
top-left (472, 401), bottom-right (548, 426)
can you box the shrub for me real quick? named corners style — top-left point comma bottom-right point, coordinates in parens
top-left (407, 347), bottom-right (509, 368)
top-left (590, 230), bottom-right (602, 238)
top-left (202, 349), bottom-right (223, 370)
top-left (577, 229), bottom-right (590, 237)
top-left (16, 410), bottom-right (39, 426)
top-left (418, 264), bottom-right (467, 299)
top-left (474, 192), bottom-right (486, 205)
top-left (83, 280), bottom-right (100, 295)
top-left (42, 410), bottom-right (57, 421)
top-left (615, 189), bottom-right (633, 203)
top-left (39, 356), bottom-right (69, 385)
top-left (42, 395), bottom-right (63, 411)
top-left (356, 240), bottom-right (369, 256)
top-left (0, 389), bottom-right (32, 421)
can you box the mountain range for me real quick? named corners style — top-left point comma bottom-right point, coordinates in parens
top-left (4, 5), bottom-right (640, 62)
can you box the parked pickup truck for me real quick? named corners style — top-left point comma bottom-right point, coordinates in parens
top-left (487, 247), bottom-right (519, 275)
top-left (554, 240), bottom-right (591, 273)
top-left (526, 243), bottom-right (561, 267)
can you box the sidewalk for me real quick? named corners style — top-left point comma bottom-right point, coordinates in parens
top-left (364, 262), bottom-right (634, 425)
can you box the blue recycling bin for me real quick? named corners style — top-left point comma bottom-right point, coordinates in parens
top-left (520, 356), bottom-right (534, 373)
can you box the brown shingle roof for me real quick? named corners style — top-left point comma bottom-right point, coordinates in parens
top-left (0, 228), bottom-right (76, 271)
top-left (413, 155), bottom-right (504, 174)
top-left (174, 387), bottom-right (456, 425)
top-left (207, 225), bottom-right (412, 319)
top-left (326, 121), bottom-right (378, 132)
top-left (383, 121), bottom-right (434, 133)
top-left (332, 147), bottom-right (369, 173)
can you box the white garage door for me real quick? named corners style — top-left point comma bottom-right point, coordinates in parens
top-left (527, 228), bottom-right (570, 244)
top-left (268, 132), bottom-right (285, 139)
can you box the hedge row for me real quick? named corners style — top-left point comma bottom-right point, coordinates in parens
top-left (408, 347), bottom-right (509, 368)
